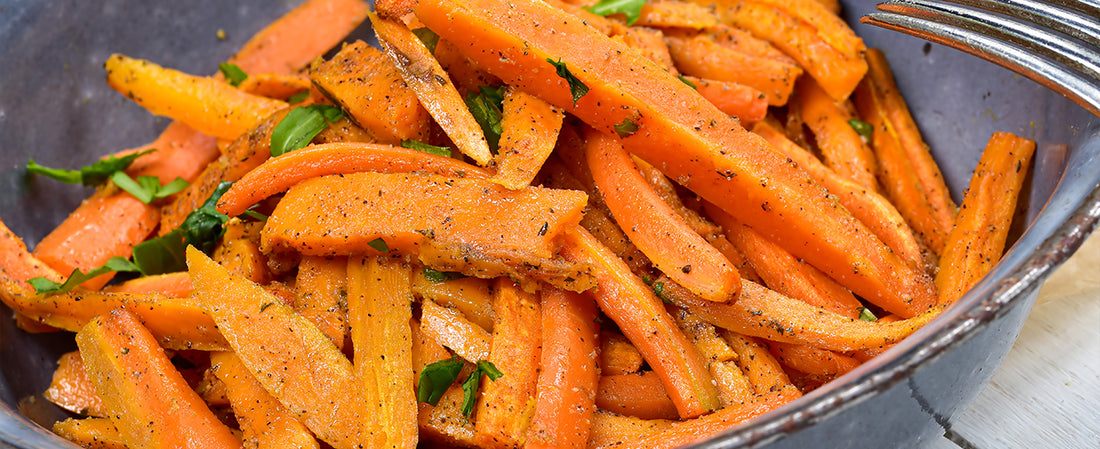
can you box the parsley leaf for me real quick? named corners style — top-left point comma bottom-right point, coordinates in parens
top-left (858, 307), bottom-right (878, 322)
top-left (677, 74), bottom-right (697, 90)
top-left (417, 356), bottom-right (464, 406)
top-left (110, 171), bottom-right (188, 204)
top-left (270, 105), bottom-right (346, 157)
top-left (131, 182), bottom-right (233, 274)
top-left (27, 149), bottom-right (154, 186)
top-left (401, 140), bottom-right (452, 158)
top-left (28, 256), bottom-right (142, 294)
top-left (546, 58), bottom-right (589, 107)
top-left (423, 268), bottom-right (466, 283)
top-left (848, 119), bottom-right (873, 142)
top-left (613, 118), bottom-right (639, 138)
top-left (218, 63), bottom-right (249, 87)
top-left (585, 0), bottom-right (648, 26)
top-left (460, 360), bottom-right (503, 418)
top-left (411, 27), bottom-right (440, 54)
top-left (367, 238), bottom-right (390, 253)
top-left (287, 90), bottom-right (310, 104)
top-left (464, 85), bottom-right (505, 153)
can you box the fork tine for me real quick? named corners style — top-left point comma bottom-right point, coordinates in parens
top-left (861, 11), bottom-right (1100, 118)
top-left (938, 0), bottom-right (1100, 49)
top-left (874, 0), bottom-right (1100, 81)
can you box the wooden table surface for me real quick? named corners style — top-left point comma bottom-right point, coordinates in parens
top-left (925, 231), bottom-right (1100, 448)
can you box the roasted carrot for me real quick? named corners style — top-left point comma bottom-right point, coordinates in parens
top-left (491, 88), bottom-right (565, 190)
top-left (102, 272), bottom-right (193, 298)
top-left (600, 331), bottom-right (646, 376)
top-left (936, 132), bottom-right (1035, 305)
top-left (310, 40), bottom-right (431, 144)
top-left (664, 30), bottom-right (801, 105)
top-left (413, 0), bottom-right (936, 318)
top-left (210, 351), bottom-right (320, 449)
top-left (683, 76), bottom-right (768, 126)
top-left (433, 38), bottom-right (503, 95)
top-left (105, 54), bottom-right (286, 141)
top-left (768, 342), bottom-right (861, 378)
top-left (370, 13), bottom-right (494, 166)
top-left (44, 351), bottom-right (106, 418)
top-left (586, 129), bottom-right (740, 303)
top-left (125, 121), bottom-right (220, 185)
top-left (412, 274), bottom-right (495, 332)
top-left (795, 77), bottom-right (879, 191)
top-left (748, 0), bottom-right (864, 57)
top-left (187, 246), bottom-right (363, 449)
top-left (634, 0), bottom-right (721, 29)
top-left (213, 232), bottom-right (272, 285)
top-left (670, 309), bottom-right (755, 406)
top-left (559, 228), bottom-right (721, 418)
top-left (0, 217), bottom-right (64, 289)
top-left (526, 287), bottom-right (599, 449)
top-left (410, 316), bottom-right (482, 448)
top-left (52, 417), bottom-right (127, 449)
top-left (227, 0), bottom-right (370, 75)
top-left (420, 298), bottom-right (492, 362)
top-left (720, 332), bottom-right (794, 395)
top-left (238, 72), bottom-right (311, 100)
top-left (294, 256), bottom-right (349, 350)
top-left (76, 309), bottom-right (242, 449)
top-left (612, 26), bottom-right (677, 72)
top-left (347, 255), bottom-right (418, 449)
top-left (587, 411), bottom-right (673, 449)
top-left (596, 371), bottom-right (680, 420)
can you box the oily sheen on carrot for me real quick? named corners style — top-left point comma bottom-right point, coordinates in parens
top-left (75, 309), bottom-right (241, 449)
top-left (596, 371), bottom-right (680, 420)
top-left (527, 287), bottom-right (600, 449)
top-left (586, 129), bottom-right (740, 303)
top-left (412, 274), bottom-right (495, 332)
top-left (210, 351), bottom-right (320, 449)
top-left (413, 0), bottom-right (935, 318)
top-left (52, 417), bottom-right (126, 449)
top-left (720, 331), bottom-right (794, 395)
top-left (186, 247), bottom-right (363, 449)
top-left (559, 228), bottom-right (721, 419)
top-left (44, 351), bottom-right (106, 418)
top-left (419, 298), bottom-right (492, 362)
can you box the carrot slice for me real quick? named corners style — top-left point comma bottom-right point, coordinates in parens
top-left (76, 309), bottom-right (241, 449)
top-left (237, 72), bottom-right (311, 100)
top-left (684, 76), bottom-right (768, 126)
top-left (526, 287), bottom-right (599, 449)
top-left (559, 228), bottom-right (721, 419)
top-left (124, 121), bottom-right (220, 185)
top-left (412, 274), bottom-right (495, 332)
top-left (474, 279), bottom-right (542, 448)
top-left (44, 351), bottom-right (105, 418)
top-left (768, 342), bottom-right (861, 378)
top-left (420, 298), bottom-right (492, 362)
top-left (665, 30), bottom-right (801, 105)
top-left (747, 0), bottom-right (864, 57)
top-left (599, 331), bottom-right (645, 376)
top-left (795, 77), bottom-right (879, 191)
top-left (635, 1), bottom-right (721, 29)
top-left (413, 0), bottom-right (935, 318)
top-left (588, 411), bottom-right (673, 449)
top-left (347, 256), bottom-right (418, 449)
top-left (228, 0), bottom-right (370, 75)
top-left (936, 132), bottom-right (1035, 305)
top-left (210, 351), bottom-right (320, 449)
top-left (103, 272), bottom-right (193, 298)
top-left (596, 371), bottom-right (680, 420)
top-left (370, 13), bottom-right (493, 166)
top-left (720, 331), bottom-right (794, 395)
top-left (294, 256), bottom-right (349, 350)
top-left (0, 218), bottom-right (63, 288)
top-left (52, 417), bottom-right (127, 449)
top-left (187, 246), bottom-right (363, 449)
top-left (491, 88), bottom-right (565, 190)
top-left (586, 129), bottom-right (740, 303)
top-left (670, 309), bottom-right (755, 406)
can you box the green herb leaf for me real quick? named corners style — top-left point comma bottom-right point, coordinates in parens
top-left (848, 119), bottom-right (873, 142)
top-left (423, 268), bottom-right (466, 283)
top-left (27, 149), bottom-right (153, 186)
top-left (110, 172), bottom-right (190, 204)
top-left (464, 85), bottom-right (505, 153)
top-left (613, 118), bottom-right (639, 138)
top-left (460, 360), bottom-right (503, 418)
top-left (411, 27), bottom-right (440, 54)
top-left (585, 0), bottom-right (648, 26)
top-left (270, 105), bottom-right (346, 157)
top-left (367, 237), bottom-right (390, 253)
top-left (858, 307), bottom-right (878, 322)
top-left (417, 356), bottom-right (464, 406)
top-left (28, 256), bottom-right (142, 294)
top-left (241, 209), bottom-right (269, 221)
top-left (131, 182), bottom-right (233, 275)
top-left (546, 58), bottom-right (589, 107)
top-left (401, 140), bottom-right (452, 158)
top-left (218, 63), bottom-right (249, 87)
top-left (287, 90), bottom-right (310, 104)
top-left (131, 229), bottom-right (187, 276)
top-left (653, 281), bottom-right (671, 304)
top-left (677, 74), bottom-right (697, 90)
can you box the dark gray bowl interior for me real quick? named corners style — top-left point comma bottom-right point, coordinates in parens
top-left (1, 1), bottom-right (1098, 448)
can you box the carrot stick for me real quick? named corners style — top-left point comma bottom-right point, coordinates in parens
top-left (52, 417), bottom-right (127, 449)
top-left (633, 1), bottom-right (721, 29)
top-left (670, 309), bottom-right (755, 406)
top-left (683, 76), bottom-right (768, 126)
top-left (0, 218), bottom-right (64, 287)
top-left (412, 0), bottom-right (936, 318)
top-left (103, 272), bottom-right (193, 298)
top-left (768, 341), bottom-right (861, 378)
top-left (720, 332), bottom-right (794, 395)
top-left (370, 13), bottom-right (494, 166)
top-left (294, 256), bottom-right (349, 350)
top-left (420, 298), bottom-right (492, 362)
top-left (213, 232), bottom-right (271, 284)
top-left (491, 88), bottom-right (565, 190)
top-left (746, 0), bottom-right (864, 57)
top-left (559, 228), bottom-right (721, 418)
top-left (526, 287), bottom-right (599, 449)
top-left (795, 77), bottom-right (879, 191)
top-left (586, 129), bottom-right (740, 303)
top-left (664, 30), bottom-right (801, 106)
top-left (44, 351), bottom-right (105, 418)
top-left (707, 206), bottom-right (863, 319)
top-left (936, 132), bottom-right (1035, 305)
top-left (186, 246), bottom-right (364, 449)
top-left (433, 38), bottom-right (503, 95)
top-left (612, 26), bottom-right (677, 72)
top-left (587, 411), bottom-right (673, 449)
top-left (596, 371), bottom-right (680, 420)
top-left (76, 309), bottom-right (242, 449)
top-left (600, 331), bottom-right (645, 376)
top-left (125, 121), bottom-right (220, 185)
top-left (105, 54), bottom-right (286, 141)
top-left (210, 351), bottom-right (320, 449)
top-left (238, 72), bottom-right (311, 100)
top-left (347, 256), bottom-right (418, 449)
top-left (412, 274), bottom-right (495, 332)
top-left (228, 0), bottom-right (370, 75)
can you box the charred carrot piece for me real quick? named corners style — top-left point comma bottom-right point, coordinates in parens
top-left (187, 246), bottom-right (364, 449)
top-left (559, 228), bottom-right (721, 419)
top-left (936, 132), bottom-right (1035, 305)
top-left (412, 0), bottom-right (935, 318)
top-left (294, 256), bottom-right (349, 350)
top-left (76, 309), bottom-right (242, 449)
top-left (683, 76), bottom-right (768, 126)
top-left (44, 351), bottom-right (106, 418)
top-left (768, 341), bottom-right (862, 378)
top-left (491, 88), bottom-right (565, 190)
top-left (586, 129), bottom-right (740, 303)
top-left (370, 13), bottom-right (493, 166)
top-left (52, 417), bottom-right (127, 449)
top-left (527, 287), bottom-right (600, 449)
top-left (210, 351), bottom-right (320, 449)
top-left (665, 30), bottom-right (802, 106)
top-left (420, 298), bottom-right (492, 362)
top-left (795, 77), bottom-right (879, 191)
top-left (228, 0), bottom-right (370, 75)
top-left (596, 371), bottom-right (680, 420)
top-left (412, 273), bottom-right (495, 332)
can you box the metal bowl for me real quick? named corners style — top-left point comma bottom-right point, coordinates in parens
top-left (1, 1), bottom-right (1097, 448)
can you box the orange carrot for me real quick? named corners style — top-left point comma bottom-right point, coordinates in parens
top-left (586, 129), bottom-right (740, 303)
top-left (420, 298), bottom-right (492, 362)
top-left (125, 121), bottom-right (220, 185)
top-left (768, 341), bottom-right (861, 378)
top-left (76, 309), bottom-right (242, 449)
top-left (102, 272), bottom-right (193, 298)
top-left (413, 0), bottom-right (936, 318)
top-left (588, 411), bottom-right (673, 449)
top-left (213, 232), bottom-right (271, 285)
top-left (52, 417), bottom-right (127, 449)
top-left (634, 0), bottom-right (721, 29)
top-left (44, 351), bottom-right (105, 418)
top-left (491, 88), bottom-right (565, 190)
top-left (720, 331), bottom-right (794, 395)
top-left (936, 132), bottom-right (1035, 305)
top-left (559, 228), bottom-right (721, 418)
top-left (747, 0), bottom-right (864, 57)
top-left (294, 256), bottom-right (349, 350)
top-left (600, 331), bottom-right (645, 376)
top-left (684, 76), bottom-right (768, 126)
top-left (795, 77), bottom-right (879, 191)
top-left (370, 13), bottom-right (494, 165)
top-left (526, 287), bottom-right (599, 449)
top-left (612, 26), bottom-right (677, 72)
top-left (238, 73), bottom-right (312, 101)
top-left (0, 217), bottom-right (63, 288)
top-left (412, 274), bottom-right (495, 332)
top-left (596, 371), bottom-right (680, 420)
top-left (664, 30), bottom-right (801, 105)
top-left (670, 309), bottom-right (755, 406)
top-left (228, 0), bottom-right (370, 75)
top-left (210, 351), bottom-right (320, 449)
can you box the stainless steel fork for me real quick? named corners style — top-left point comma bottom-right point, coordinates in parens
top-left (862, 0), bottom-right (1100, 117)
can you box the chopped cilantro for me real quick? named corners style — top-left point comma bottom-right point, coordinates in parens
top-left (367, 237), bottom-right (390, 253)
top-left (417, 356), bottom-right (464, 406)
top-left (465, 85), bottom-right (505, 153)
top-left (27, 149), bottom-right (153, 186)
top-left (585, 0), bottom-right (648, 26)
top-left (546, 58), bottom-right (589, 107)
top-left (28, 256), bottom-right (141, 294)
top-left (460, 360), bottom-right (503, 418)
top-left (858, 307), bottom-right (878, 322)
top-left (110, 171), bottom-right (188, 204)
top-left (218, 63), bottom-right (248, 87)
top-left (848, 119), bottom-right (873, 142)
top-left (401, 140), bottom-right (452, 158)
top-left (411, 27), bottom-right (440, 54)
top-left (270, 105), bottom-right (346, 156)
top-left (423, 268), bottom-right (466, 283)
top-left (613, 118), bottom-right (640, 138)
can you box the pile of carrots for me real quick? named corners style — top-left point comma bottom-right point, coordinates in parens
top-left (0, 0), bottom-right (1039, 448)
